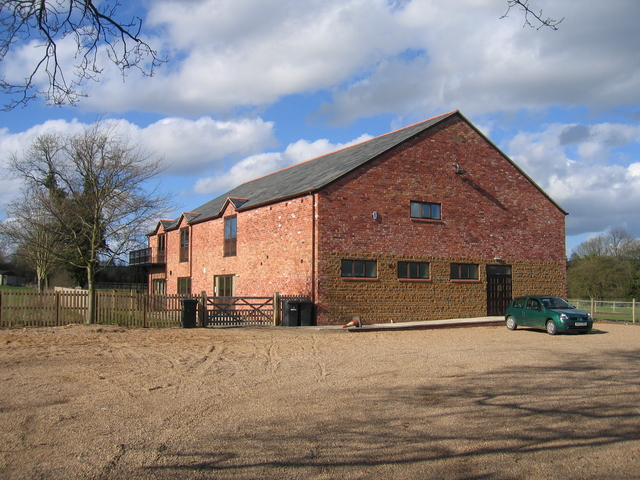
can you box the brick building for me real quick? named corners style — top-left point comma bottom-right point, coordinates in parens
top-left (141, 111), bottom-right (567, 325)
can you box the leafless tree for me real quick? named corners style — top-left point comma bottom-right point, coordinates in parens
top-left (1, 134), bottom-right (65, 290)
top-left (6, 122), bottom-right (172, 323)
top-left (572, 227), bottom-right (639, 261)
top-left (0, 205), bottom-right (63, 291)
top-left (501, 0), bottom-right (564, 30)
top-left (0, 0), bottom-right (165, 109)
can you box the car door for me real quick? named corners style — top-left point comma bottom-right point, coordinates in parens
top-left (524, 297), bottom-right (545, 327)
top-left (509, 297), bottom-right (526, 324)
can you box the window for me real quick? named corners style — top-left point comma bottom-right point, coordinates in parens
top-left (410, 201), bottom-right (441, 220)
top-left (526, 298), bottom-right (541, 310)
top-left (157, 234), bottom-right (166, 263)
top-left (512, 297), bottom-right (525, 309)
top-left (341, 259), bottom-right (377, 278)
top-left (398, 261), bottom-right (430, 280)
top-left (486, 265), bottom-right (511, 276)
top-left (224, 215), bottom-right (237, 257)
top-left (450, 263), bottom-right (479, 280)
top-left (179, 228), bottom-right (189, 262)
top-left (152, 279), bottom-right (166, 295)
top-left (177, 277), bottom-right (191, 295)
top-left (215, 275), bottom-right (235, 297)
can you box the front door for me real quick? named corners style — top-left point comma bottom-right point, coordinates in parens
top-left (487, 265), bottom-right (512, 316)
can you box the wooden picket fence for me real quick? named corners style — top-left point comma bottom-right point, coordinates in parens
top-left (0, 290), bottom-right (195, 328)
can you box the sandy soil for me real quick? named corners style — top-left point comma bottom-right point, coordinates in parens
top-left (1, 321), bottom-right (639, 479)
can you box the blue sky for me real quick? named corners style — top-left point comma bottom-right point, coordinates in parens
top-left (1, 0), bottom-right (640, 255)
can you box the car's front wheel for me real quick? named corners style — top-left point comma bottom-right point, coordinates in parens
top-left (546, 320), bottom-right (558, 335)
top-left (506, 316), bottom-right (517, 330)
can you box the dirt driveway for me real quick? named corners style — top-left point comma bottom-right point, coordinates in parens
top-left (1, 322), bottom-right (639, 479)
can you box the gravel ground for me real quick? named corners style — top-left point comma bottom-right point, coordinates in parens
top-left (1, 321), bottom-right (639, 479)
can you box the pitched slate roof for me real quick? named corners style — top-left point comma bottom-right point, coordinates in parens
top-left (155, 109), bottom-right (565, 232)
top-left (178, 111), bottom-right (458, 226)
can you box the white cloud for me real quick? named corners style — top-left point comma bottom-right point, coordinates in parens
top-left (506, 122), bottom-right (640, 237)
top-left (0, 116), bottom-right (274, 170)
top-left (0, 116), bottom-right (278, 213)
top-left (79, 0), bottom-right (427, 115)
top-left (69, 0), bottom-right (640, 123)
top-left (309, 1), bottom-right (640, 124)
top-left (134, 117), bottom-right (277, 174)
top-left (4, 1), bottom-right (640, 123)
top-left (193, 133), bottom-right (373, 194)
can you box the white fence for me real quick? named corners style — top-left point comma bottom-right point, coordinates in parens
top-left (569, 299), bottom-right (637, 323)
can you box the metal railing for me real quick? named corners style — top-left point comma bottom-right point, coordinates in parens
top-left (129, 248), bottom-right (166, 265)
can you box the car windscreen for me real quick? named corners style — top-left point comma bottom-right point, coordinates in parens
top-left (541, 297), bottom-right (573, 309)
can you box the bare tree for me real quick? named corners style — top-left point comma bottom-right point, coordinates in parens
top-left (1, 202), bottom-right (64, 291)
top-left (7, 122), bottom-right (172, 323)
top-left (571, 227), bottom-right (639, 261)
top-left (0, 0), bottom-right (165, 109)
top-left (1, 134), bottom-right (65, 290)
top-left (606, 227), bottom-right (639, 260)
top-left (501, 0), bottom-right (564, 30)
top-left (571, 235), bottom-right (607, 260)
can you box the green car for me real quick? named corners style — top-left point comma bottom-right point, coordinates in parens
top-left (505, 296), bottom-right (593, 335)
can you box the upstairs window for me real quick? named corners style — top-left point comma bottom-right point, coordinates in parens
top-left (224, 215), bottom-right (237, 257)
top-left (410, 201), bottom-right (441, 220)
top-left (341, 259), bottom-right (377, 278)
top-left (398, 261), bottom-right (430, 280)
top-left (179, 228), bottom-right (189, 262)
top-left (450, 263), bottom-right (479, 280)
top-left (157, 234), bottom-right (166, 263)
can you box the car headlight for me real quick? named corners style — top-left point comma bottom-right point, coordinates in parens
top-left (587, 313), bottom-right (592, 321)
top-left (560, 313), bottom-right (569, 322)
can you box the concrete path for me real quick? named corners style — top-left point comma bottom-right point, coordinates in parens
top-left (307, 316), bottom-right (505, 331)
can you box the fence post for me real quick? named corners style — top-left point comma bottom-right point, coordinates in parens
top-left (590, 298), bottom-right (594, 319)
top-left (56, 291), bottom-right (61, 326)
top-left (199, 291), bottom-right (207, 327)
top-left (634, 298), bottom-right (636, 324)
top-left (143, 292), bottom-right (148, 328)
top-left (273, 292), bottom-right (280, 325)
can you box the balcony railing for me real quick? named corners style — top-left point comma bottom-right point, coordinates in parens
top-left (129, 248), bottom-right (166, 266)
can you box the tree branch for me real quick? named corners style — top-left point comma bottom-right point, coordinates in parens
top-left (501, 0), bottom-right (564, 31)
top-left (0, 0), bottom-right (167, 109)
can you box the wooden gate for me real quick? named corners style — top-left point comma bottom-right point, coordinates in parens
top-left (205, 296), bottom-right (274, 326)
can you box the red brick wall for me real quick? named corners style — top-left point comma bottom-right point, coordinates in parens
top-left (314, 114), bottom-right (566, 324)
top-left (149, 218), bottom-right (192, 294)
top-left (151, 197), bottom-right (317, 298)
top-left (148, 114), bottom-right (567, 325)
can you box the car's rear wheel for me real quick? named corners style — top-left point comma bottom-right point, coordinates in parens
top-left (546, 320), bottom-right (558, 335)
top-left (506, 316), bottom-right (517, 330)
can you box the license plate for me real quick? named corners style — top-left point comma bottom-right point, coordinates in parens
top-left (575, 322), bottom-right (587, 327)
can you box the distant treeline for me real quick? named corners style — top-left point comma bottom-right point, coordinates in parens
top-left (568, 228), bottom-right (640, 299)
